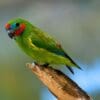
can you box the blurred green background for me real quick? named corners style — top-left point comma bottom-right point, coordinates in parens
top-left (0, 0), bottom-right (100, 100)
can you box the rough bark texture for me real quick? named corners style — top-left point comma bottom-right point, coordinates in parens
top-left (27, 63), bottom-right (92, 100)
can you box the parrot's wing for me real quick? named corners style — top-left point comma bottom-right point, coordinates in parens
top-left (29, 30), bottom-right (81, 70)
top-left (30, 30), bottom-right (66, 57)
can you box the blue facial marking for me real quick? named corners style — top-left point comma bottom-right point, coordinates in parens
top-left (11, 23), bottom-right (16, 29)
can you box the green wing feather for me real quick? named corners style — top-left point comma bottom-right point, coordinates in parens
top-left (27, 27), bottom-right (81, 69)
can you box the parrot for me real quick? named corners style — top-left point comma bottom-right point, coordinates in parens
top-left (5, 18), bottom-right (81, 74)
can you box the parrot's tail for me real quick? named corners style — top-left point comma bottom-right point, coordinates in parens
top-left (63, 52), bottom-right (82, 74)
top-left (66, 65), bottom-right (74, 74)
top-left (64, 52), bottom-right (82, 70)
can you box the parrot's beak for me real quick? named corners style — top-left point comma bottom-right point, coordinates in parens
top-left (7, 30), bottom-right (15, 39)
top-left (5, 23), bottom-right (14, 39)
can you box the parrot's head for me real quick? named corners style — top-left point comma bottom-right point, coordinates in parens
top-left (5, 18), bottom-right (30, 39)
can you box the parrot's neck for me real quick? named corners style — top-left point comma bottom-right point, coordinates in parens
top-left (15, 36), bottom-right (25, 50)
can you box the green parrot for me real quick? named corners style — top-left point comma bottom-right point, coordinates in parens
top-left (5, 18), bottom-right (81, 74)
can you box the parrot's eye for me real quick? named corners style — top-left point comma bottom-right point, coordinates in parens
top-left (16, 23), bottom-right (20, 27)
top-left (11, 23), bottom-right (20, 29)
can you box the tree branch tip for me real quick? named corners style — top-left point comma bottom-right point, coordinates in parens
top-left (26, 63), bottom-right (36, 69)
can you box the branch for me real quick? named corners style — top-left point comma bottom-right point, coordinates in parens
top-left (27, 63), bottom-right (92, 100)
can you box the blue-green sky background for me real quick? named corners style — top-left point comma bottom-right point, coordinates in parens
top-left (0, 0), bottom-right (100, 100)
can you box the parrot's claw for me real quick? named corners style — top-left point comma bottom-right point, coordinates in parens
top-left (42, 63), bottom-right (49, 67)
top-left (32, 62), bottom-right (36, 67)
top-left (26, 62), bottom-right (36, 69)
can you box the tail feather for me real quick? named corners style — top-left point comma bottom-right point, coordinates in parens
top-left (64, 53), bottom-right (82, 70)
top-left (66, 65), bottom-right (74, 74)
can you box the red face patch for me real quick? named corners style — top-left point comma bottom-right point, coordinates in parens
top-left (14, 23), bottom-right (26, 36)
top-left (5, 23), bottom-right (10, 30)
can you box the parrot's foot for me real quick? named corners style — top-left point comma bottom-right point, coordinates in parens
top-left (34, 62), bottom-right (49, 67)
top-left (32, 62), bottom-right (36, 67)
top-left (26, 62), bottom-right (36, 69)
top-left (42, 63), bottom-right (49, 67)
top-left (34, 62), bottom-right (39, 65)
